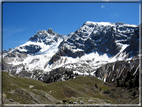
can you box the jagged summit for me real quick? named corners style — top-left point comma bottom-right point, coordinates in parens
top-left (47, 28), bottom-right (55, 35)
top-left (29, 29), bottom-right (56, 41)
top-left (84, 21), bottom-right (115, 26)
top-left (83, 21), bottom-right (138, 28)
top-left (27, 28), bottom-right (63, 45)
top-left (115, 22), bottom-right (125, 25)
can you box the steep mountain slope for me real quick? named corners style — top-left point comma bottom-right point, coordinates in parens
top-left (46, 21), bottom-right (139, 74)
top-left (95, 56), bottom-right (139, 82)
top-left (2, 21), bottom-right (140, 83)
top-left (2, 28), bottom-right (69, 74)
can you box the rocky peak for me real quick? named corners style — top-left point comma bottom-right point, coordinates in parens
top-left (28, 28), bottom-right (56, 43)
top-left (47, 28), bottom-right (55, 35)
top-left (115, 22), bottom-right (125, 25)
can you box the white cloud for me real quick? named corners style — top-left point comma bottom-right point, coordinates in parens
top-left (101, 5), bottom-right (104, 8)
top-left (101, 4), bottom-right (109, 10)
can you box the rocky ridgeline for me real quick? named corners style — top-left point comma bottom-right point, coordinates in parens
top-left (49, 21), bottom-right (139, 64)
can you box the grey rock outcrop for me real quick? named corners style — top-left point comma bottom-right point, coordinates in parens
top-left (94, 56), bottom-right (139, 83)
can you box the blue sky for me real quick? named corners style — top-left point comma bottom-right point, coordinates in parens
top-left (2, 2), bottom-right (139, 51)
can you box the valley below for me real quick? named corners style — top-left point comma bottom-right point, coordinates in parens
top-left (2, 71), bottom-right (139, 105)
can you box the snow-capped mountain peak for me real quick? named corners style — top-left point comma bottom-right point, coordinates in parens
top-left (28, 28), bottom-right (59, 43)
top-left (47, 28), bottom-right (56, 35)
top-left (84, 21), bottom-right (115, 27)
top-left (2, 21), bottom-right (139, 82)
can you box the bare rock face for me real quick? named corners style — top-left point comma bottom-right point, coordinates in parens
top-left (47, 28), bottom-right (55, 35)
top-left (48, 21), bottom-right (139, 65)
top-left (3, 52), bottom-right (27, 64)
top-left (21, 45), bottom-right (41, 54)
top-left (95, 56), bottom-right (139, 84)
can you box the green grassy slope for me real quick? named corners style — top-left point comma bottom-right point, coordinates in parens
top-left (2, 71), bottom-right (114, 104)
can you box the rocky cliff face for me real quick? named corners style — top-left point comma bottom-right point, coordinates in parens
top-left (49, 21), bottom-right (139, 64)
top-left (1, 21), bottom-right (140, 84)
top-left (95, 56), bottom-right (139, 83)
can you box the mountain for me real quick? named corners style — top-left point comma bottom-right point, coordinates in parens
top-left (2, 21), bottom-right (140, 84)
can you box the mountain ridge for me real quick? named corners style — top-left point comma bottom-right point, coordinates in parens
top-left (1, 21), bottom-right (140, 84)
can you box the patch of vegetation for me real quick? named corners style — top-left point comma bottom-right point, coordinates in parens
top-left (103, 70), bottom-right (139, 104)
top-left (2, 71), bottom-right (139, 105)
top-left (103, 87), bottom-right (139, 104)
